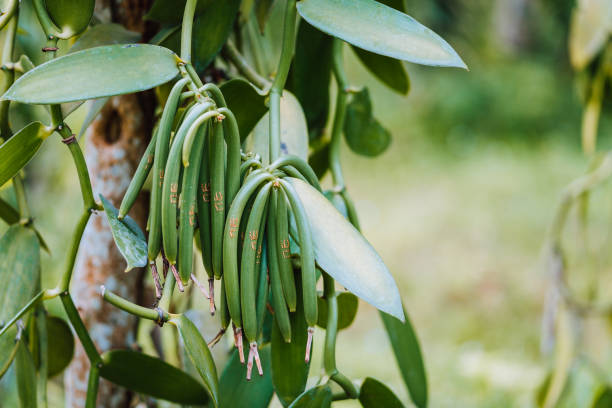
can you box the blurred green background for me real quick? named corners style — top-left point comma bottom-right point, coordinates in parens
top-left (11, 0), bottom-right (612, 406)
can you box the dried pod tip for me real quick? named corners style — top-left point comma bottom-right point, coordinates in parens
top-left (100, 285), bottom-right (106, 297)
top-left (246, 342), bottom-right (263, 380)
top-left (233, 325), bottom-right (245, 364)
top-left (170, 264), bottom-right (184, 292)
top-left (305, 326), bottom-right (315, 363)
top-left (209, 279), bottom-right (216, 315)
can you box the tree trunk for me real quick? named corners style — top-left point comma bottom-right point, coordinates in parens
top-left (64, 2), bottom-right (156, 407)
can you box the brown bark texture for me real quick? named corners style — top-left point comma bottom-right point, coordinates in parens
top-left (64, 1), bottom-right (156, 407)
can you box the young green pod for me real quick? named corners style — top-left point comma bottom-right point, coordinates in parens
top-left (216, 107), bottom-right (241, 207)
top-left (148, 77), bottom-right (190, 262)
top-left (267, 199), bottom-right (292, 343)
top-left (222, 171), bottom-right (276, 330)
top-left (161, 102), bottom-right (214, 270)
top-left (278, 178), bottom-right (317, 346)
top-left (255, 239), bottom-right (269, 341)
top-left (275, 187), bottom-right (297, 312)
top-left (118, 127), bottom-right (158, 219)
top-left (197, 124), bottom-right (214, 279)
top-left (210, 119), bottom-right (226, 279)
top-left (268, 155), bottom-right (322, 192)
top-left (240, 182), bottom-right (272, 343)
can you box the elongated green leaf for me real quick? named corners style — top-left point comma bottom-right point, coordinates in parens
top-left (69, 24), bottom-right (140, 54)
top-left (145, 0), bottom-right (213, 24)
top-left (352, 47), bottom-right (409, 94)
top-left (99, 349), bottom-right (209, 405)
top-left (3, 44), bottom-right (180, 104)
top-left (191, 0), bottom-right (241, 72)
top-left (0, 122), bottom-right (50, 188)
top-left (0, 197), bottom-right (19, 225)
top-left (45, 0), bottom-right (94, 37)
top-left (249, 91), bottom-right (309, 163)
top-left (271, 277), bottom-right (310, 407)
top-left (288, 384), bottom-right (332, 408)
top-left (288, 177), bottom-right (404, 321)
top-left (569, 0), bottom-right (612, 70)
top-left (0, 326), bottom-right (19, 379)
top-left (15, 341), bottom-right (36, 408)
top-left (100, 195), bottom-right (147, 272)
top-left (220, 78), bottom-right (268, 141)
top-left (172, 314), bottom-right (219, 407)
top-left (297, 0), bottom-right (466, 68)
top-left (359, 377), bottom-right (404, 408)
top-left (317, 292), bottom-right (358, 330)
top-left (46, 316), bottom-right (74, 378)
top-left (289, 21), bottom-right (333, 141)
top-left (344, 88), bottom-right (391, 157)
top-left (219, 345), bottom-right (274, 408)
top-left (0, 225), bottom-right (40, 323)
top-left (380, 308), bottom-right (427, 408)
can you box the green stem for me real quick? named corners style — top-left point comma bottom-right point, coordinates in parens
top-left (158, 271), bottom-right (176, 312)
top-left (222, 40), bottom-right (270, 90)
top-left (101, 286), bottom-right (170, 323)
top-left (269, 0), bottom-right (297, 163)
top-left (85, 363), bottom-right (100, 408)
top-left (0, 290), bottom-right (45, 337)
top-left (35, 306), bottom-right (48, 408)
top-left (0, 0), bottom-right (18, 32)
top-left (13, 176), bottom-right (31, 222)
top-left (58, 210), bottom-right (91, 291)
top-left (180, 0), bottom-right (198, 63)
top-left (330, 39), bottom-right (349, 190)
top-left (322, 273), bottom-right (358, 398)
top-left (32, 0), bottom-right (62, 39)
top-left (60, 293), bottom-right (101, 364)
top-left (0, 13), bottom-right (17, 138)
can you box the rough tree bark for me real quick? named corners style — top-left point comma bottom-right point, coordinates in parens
top-left (64, 1), bottom-right (156, 407)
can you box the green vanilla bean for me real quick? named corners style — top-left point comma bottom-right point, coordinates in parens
top-left (101, 286), bottom-right (170, 324)
top-left (268, 155), bottom-right (322, 192)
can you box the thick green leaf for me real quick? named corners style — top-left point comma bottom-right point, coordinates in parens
top-left (288, 178), bottom-right (404, 321)
top-left (569, 0), bottom-right (612, 70)
top-left (359, 377), bottom-right (404, 408)
top-left (145, 0), bottom-right (213, 24)
top-left (271, 277), bottom-right (311, 407)
top-left (0, 197), bottom-right (19, 225)
top-left (289, 20), bottom-right (333, 141)
top-left (100, 195), bottom-right (147, 272)
top-left (46, 316), bottom-right (74, 378)
top-left (297, 0), bottom-right (466, 68)
top-left (380, 308), bottom-right (427, 408)
top-left (100, 349), bottom-right (209, 405)
top-left (0, 326), bottom-right (19, 379)
top-left (317, 292), bottom-right (358, 330)
top-left (219, 345), bottom-right (274, 408)
top-left (0, 122), bottom-right (50, 188)
top-left (3, 44), bottom-right (179, 104)
top-left (191, 0), bottom-right (241, 72)
top-left (172, 314), bottom-right (219, 407)
top-left (344, 88), bottom-right (391, 157)
top-left (288, 384), bottom-right (332, 408)
top-left (352, 47), bottom-right (409, 94)
top-left (69, 23), bottom-right (140, 53)
top-left (0, 225), bottom-right (40, 323)
top-left (15, 341), bottom-right (36, 408)
top-left (593, 387), bottom-right (612, 407)
top-left (45, 0), bottom-right (94, 37)
top-left (249, 91), bottom-right (309, 163)
top-left (220, 78), bottom-right (268, 142)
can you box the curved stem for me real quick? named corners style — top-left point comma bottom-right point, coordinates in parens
top-left (330, 39), bottom-right (349, 190)
top-left (58, 210), bottom-right (91, 291)
top-left (180, 0), bottom-right (198, 63)
top-left (0, 0), bottom-right (18, 32)
top-left (32, 0), bottom-right (61, 39)
top-left (60, 293), bottom-right (101, 365)
top-left (222, 40), bottom-right (270, 90)
top-left (158, 270), bottom-right (176, 312)
top-left (269, 0), bottom-right (297, 163)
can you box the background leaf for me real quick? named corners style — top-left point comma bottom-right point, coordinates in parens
top-left (359, 377), bottom-right (404, 408)
top-left (100, 195), bottom-right (147, 272)
top-left (145, 0), bottom-right (213, 24)
top-left (99, 349), bottom-right (209, 405)
top-left (219, 345), bottom-right (274, 408)
top-left (297, 0), bottom-right (466, 68)
top-left (3, 44), bottom-right (179, 104)
top-left (316, 292), bottom-right (358, 330)
top-left (0, 326), bottom-right (19, 379)
top-left (69, 23), bottom-right (140, 53)
top-left (352, 47), bottom-right (409, 94)
top-left (288, 384), bottom-right (332, 408)
top-left (380, 307), bottom-right (427, 408)
top-left (173, 314), bottom-right (219, 406)
top-left (15, 341), bottom-right (36, 408)
top-left (288, 178), bottom-right (404, 321)
top-left (0, 197), bottom-right (19, 225)
top-left (344, 88), bottom-right (391, 157)
top-left (569, 0), bottom-right (612, 70)
top-left (46, 316), bottom-right (74, 378)
top-left (0, 122), bottom-right (50, 188)
top-left (45, 0), bottom-right (95, 37)
top-left (220, 78), bottom-right (268, 142)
